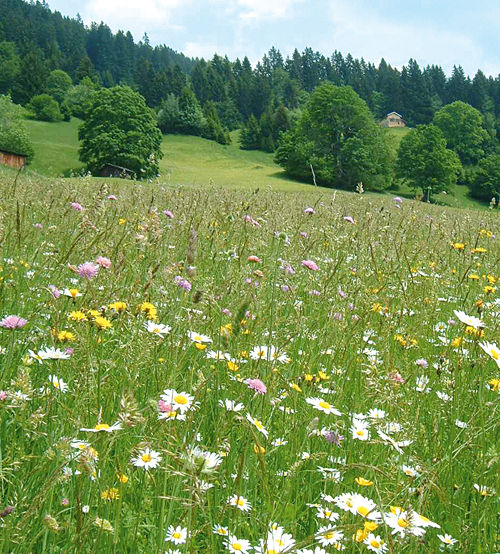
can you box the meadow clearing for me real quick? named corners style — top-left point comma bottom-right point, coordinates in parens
top-left (0, 165), bottom-right (499, 553)
top-left (22, 118), bottom-right (482, 210)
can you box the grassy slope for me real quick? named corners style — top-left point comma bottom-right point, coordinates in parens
top-left (25, 118), bottom-right (84, 176)
top-left (21, 119), bottom-right (485, 208)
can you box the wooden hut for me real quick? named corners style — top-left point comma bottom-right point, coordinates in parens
top-left (98, 163), bottom-right (135, 179)
top-left (380, 112), bottom-right (406, 128)
top-left (0, 149), bottom-right (27, 170)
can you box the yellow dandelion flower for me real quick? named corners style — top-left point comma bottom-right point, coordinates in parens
top-left (451, 337), bottom-right (463, 348)
top-left (137, 302), bottom-right (157, 321)
top-left (101, 488), bottom-right (120, 501)
top-left (109, 301), bottom-right (127, 312)
top-left (68, 310), bottom-right (87, 322)
top-left (57, 330), bottom-right (76, 342)
top-left (488, 378), bottom-right (500, 392)
top-left (94, 316), bottom-right (112, 330)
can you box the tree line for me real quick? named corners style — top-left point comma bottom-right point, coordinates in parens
top-left (3, 1), bottom-right (500, 135)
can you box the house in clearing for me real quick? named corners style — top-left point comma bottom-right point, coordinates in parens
top-left (380, 112), bottom-right (406, 128)
top-left (0, 148), bottom-right (27, 170)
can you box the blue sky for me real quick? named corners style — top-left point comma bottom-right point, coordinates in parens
top-left (47, 0), bottom-right (500, 77)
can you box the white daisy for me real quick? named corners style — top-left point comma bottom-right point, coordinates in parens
top-left (225, 535), bottom-right (252, 553)
top-left (165, 525), bottom-right (187, 545)
top-left (145, 321), bottom-right (171, 337)
top-left (453, 310), bottom-right (484, 329)
top-left (246, 413), bottom-right (269, 438)
top-left (479, 341), bottom-right (500, 367)
top-left (306, 397), bottom-right (342, 415)
top-left (131, 448), bottom-right (162, 470)
top-left (80, 422), bottom-right (122, 433)
top-left (228, 494), bottom-right (252, 512)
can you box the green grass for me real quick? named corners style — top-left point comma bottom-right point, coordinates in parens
top-left (385, 126), bottom-right (411, 155)
top-left (24, 118), bottom-right (84, 176)
top-left (160, 131), bottom-right (320, 192)
top-left (22, 119), bottom-right (486, 208)
top-left (0, 169), bottom-right (499, 552)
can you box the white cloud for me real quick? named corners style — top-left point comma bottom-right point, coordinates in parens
top-left (327, 1), bottom-right (485, 74)
top-left (183, 41), bottom-right (221, 59)
top-left (235, 0), bottom-right (305, 21)
top-left (81, 0), bottom-right (188, 33)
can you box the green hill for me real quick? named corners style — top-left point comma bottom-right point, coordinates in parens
top-left (20, 119), bottom-right (484, 207)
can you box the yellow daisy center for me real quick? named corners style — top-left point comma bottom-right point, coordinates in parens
top-left (318, 401), bottom-right (331, 410)
top-left (173, 532), bottom-right (181, 539)
top-left (94, 423), bottom-right (109, 430)
top-left (141, 453), bottom-right (152, 463)
top-left (236, 498), bottom-right (245, 506)
top-left (357, 505), bottom-right (370, 517)
top-left (174, 394), bottom-right (188, 405)
top-left (370, 539), bottom-right (381, 548)
top-left (398, 518), bottom-right (410, 528)
top-left (232, 544), bottom-right (242, 551)
top-left (253, 419), bottom-right (264, 429)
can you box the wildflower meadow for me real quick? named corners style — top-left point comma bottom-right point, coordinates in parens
top-left (0, 174), bottom-right (499, 553)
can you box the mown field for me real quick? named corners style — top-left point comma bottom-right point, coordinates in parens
top-left (22, 118), bottom-right (484, 208)
top-left (0, 168), bottom-right (498, 552)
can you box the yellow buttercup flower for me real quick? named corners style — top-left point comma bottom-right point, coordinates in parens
top-left (355, 477), bottom-right (374, 486)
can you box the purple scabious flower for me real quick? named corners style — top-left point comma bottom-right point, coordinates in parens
top-left (70, 202), bottom-right (83, 211)
top-left (324, 430), bottom-right (344, 447)
top-left (49, 285), bottom-right (61, 299)
top-left (174, 275), bottom-right (192, 292)
top-left (77, 262), bottom-right (99, 280)
top-left (163, 210), bottom-right (174, 219)
top-left (244, 378), bottom-right (267, 394)
top-left (304, 207), bottom-right (315, 215)
top-left (302, 260), bottom-right (319, 271)
top-left (0, 315), bottom-right (27, 329)
top-left (95, 256), bottom-right (111, 269)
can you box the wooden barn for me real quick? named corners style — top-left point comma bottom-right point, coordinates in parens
top-left (98, 163), bottom-right (135, 180)
top-left (0, 148), bottom-right (27, 170)
top-left (380, 112), bottom-right (406, 128)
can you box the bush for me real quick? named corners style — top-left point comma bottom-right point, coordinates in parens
top-left (28, 94), bottom-right (63, 122)
top-left (0, 94), bottom-right (34, 161)
top-left (468, 154), bottom-right (500, 202)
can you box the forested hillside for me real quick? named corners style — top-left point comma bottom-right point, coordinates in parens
top-left (2, 0), bottom-right (500, 134)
